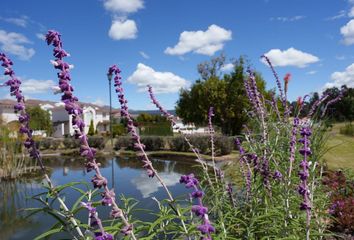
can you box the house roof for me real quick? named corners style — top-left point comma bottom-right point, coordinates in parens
top-left (0, 98), bottom-right (120, 115)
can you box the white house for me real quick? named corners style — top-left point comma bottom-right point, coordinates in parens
top-left (0, 99), bottom-right (120, 138)
top-left (173, 117), bottom-right (208, 134)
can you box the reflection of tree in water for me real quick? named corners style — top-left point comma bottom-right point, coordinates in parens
top-left (115, 157), bottom-right (197, 175)
top-left (0, 180), bottom-right (38, 239)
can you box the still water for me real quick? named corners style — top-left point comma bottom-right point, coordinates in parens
top-left (0, 156), bottom-right (198, 240)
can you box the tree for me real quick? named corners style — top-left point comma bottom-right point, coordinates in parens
top-left (88, 120), bottom-right (95, 136)
top-left (176, 55), bottom-right (268, 135)
top-left (27, 106), bottom-right (52, 135)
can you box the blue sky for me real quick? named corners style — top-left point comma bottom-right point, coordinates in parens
top-left (1, 0), bottom-right (354, 110)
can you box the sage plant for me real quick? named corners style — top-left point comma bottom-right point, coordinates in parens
top-left (44, 30), bottom-right (136, 239)
top-left (0, 52), bottom-right (84, 237)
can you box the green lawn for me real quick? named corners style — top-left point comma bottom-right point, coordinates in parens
top-left (323, 122), bottom-right (354, 170)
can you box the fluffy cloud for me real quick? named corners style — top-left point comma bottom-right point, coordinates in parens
top-left (324, 63), bottom-right (354, 89)
top-left (108, 19), bottom-right (137, 40)
top-left (262, 47), bottom-right (319, 68)
top-left (127, 63), bottom-right (189, 93)
top-left (340, 19), bottom-right (354, 45)
top-left (165, 24), bottom-right (232, 56)
top-left (221, 63), bottom-right (234, 72)
top-left (21, 79), bottom-right (55, 94)
top-left (104, 0), bottom-right (144, 14)
top-left (0, 30), bottom-right (35, 60)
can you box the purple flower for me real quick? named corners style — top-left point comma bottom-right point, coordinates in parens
top-left (94, 232), bottom-right (113, 240)
top-left (192, 205), bottom-right (208, 217)
top-left (273, 170), bottom-right (282, 180)
top-left (101, 190), bottom-right (115, 206)
top-left (91, 175), bottom-right (107, 189)
top-left (192, 190), bottom-right (204, 198)
top-left (121, 224), bottom-right (133, 236)
top-left (197, 223), bottom-right (215, 234)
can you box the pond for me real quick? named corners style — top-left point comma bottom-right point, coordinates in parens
top-left (0, 156), bottom-right (199, 240)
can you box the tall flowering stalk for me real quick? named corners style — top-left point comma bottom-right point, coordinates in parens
top-left (261, 55), bottom-right (286, 109)
top-left (180, 174), bottom-right (215, 240)
top-left (44, 31), bottom-right (136, 239)
top-left (0, 53), bottom-right (84, 237)
top-left (298, 125), bottom-right (312, 240)
top-left (108, 65), bottom-right (189, 236)
top-left (208, 107), bottom-right (218, 182)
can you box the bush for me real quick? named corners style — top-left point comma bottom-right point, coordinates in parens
top-left (339, 122), bottom-right (354, 136)
top-left (112, 124), bottom-right (126, 137)
top-left (39, 138), bottom-right (52, 150)
top-left (63, 138), bottom-right (80, 149)
top-left (189, 135), bottom-right (209, 154)
top-left (214, 135), bottom-right (233, 155)
top-left (87, 136), bottom-right (105, 150)
top-left (140, 136), bottom-right (164, 151)
top-left (114, 136), bottom-right (133, 151)
top-left (170, 136), bottom-right (190, 152)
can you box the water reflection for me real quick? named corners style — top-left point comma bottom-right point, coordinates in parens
top-left (0, 155), bottom-right (197, 240)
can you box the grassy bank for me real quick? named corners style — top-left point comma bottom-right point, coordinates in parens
top-left (324, 122), bottom-right (354, 170)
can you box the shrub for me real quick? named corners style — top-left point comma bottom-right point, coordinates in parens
top-left (339, 122), bottom-right (354, 136)
top-left (63, 138), bottom-right (80, 149)
top-left (189, 135), bottom-right (209, 154)
top-left (214, 135), bottom-right (233, 155)
top-left (87, 136), bottom-right (105, 150)
top-left (39, 138), bottom-right (52, 150)
top-left (114, 136), bottom-right (133, 150)
top-left (170, 135), bottom-right (190, 152)
top-left (140, 136), bottom-right (165, 151)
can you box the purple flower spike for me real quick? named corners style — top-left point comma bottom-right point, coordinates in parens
top-left (45, 31), bottom-right (136, 239)
top-left (297, 124), bottom-right (312, 238)
top-left (180, 173), bottom-right (214, 239)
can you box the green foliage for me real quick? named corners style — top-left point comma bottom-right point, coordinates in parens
top-left (87, 136), bottom-right (105, 149)
top-left (27, 106), bottom-right (53, 135)
top-left (139, 122), bottom-right (172, 136)
top-left (88, 120), bottom-right (95, 136)
top-left (176, 55), bottom-right (268, 135)
top-left (63, 138), bottom-right (80, 149)
top-left (140, 136), bottom-right (164, 151)
top-left (112, 123), bottom-right (126, 137)
top-left (114, 136), bottom-right (133, 151)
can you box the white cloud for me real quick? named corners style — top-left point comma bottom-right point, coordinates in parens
top-left (139, 51), bottom-right (149, 59)
top-left (0, 30), bottom-right (35, 60)
top-left (340, 19), bottom-right (354, 45)
top-left (127, 63), bottom-right (190, 93)
top-left (270, 16), bottom-right (305, 22)
top-left (324, 63), bottom-right (354, 89)
top-left (165, 24), bottom-right (232, 56)
top-left (108, 19), bottom-right (137, 40)
top-left (221, 63), bottom-right (234, 72)
top-left (20, 79), bottom-right (55, 94)
top-left (0, 16), bottom-right (28, 27)
top-left (262, 47), bottom-right (319, 68)
top-left (336, 55), bottom-right (346, 60)
top-left (306, 71), bottom-right (317, 75)
top-left (349, 7), bottom-right (354, 17)
top-left (93, 98), bottom-right (105, 106)
top-left (36, 33), bottom-right (45, 40)
top-left (131, 171), bottom-right (181, 198)
top-left (104, 0), bottom-right (144, 14)
top-left (326, 10), bottom-right (347, 20)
